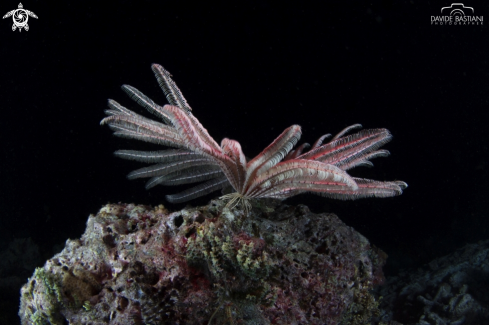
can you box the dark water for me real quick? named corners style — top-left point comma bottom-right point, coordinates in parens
top-left (1, 1), bottom-right (488, 324)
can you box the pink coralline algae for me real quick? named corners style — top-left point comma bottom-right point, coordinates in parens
top-left (19, 199), bottom-right (386, 324)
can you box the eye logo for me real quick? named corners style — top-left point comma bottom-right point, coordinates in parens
top-left (2, 3), bottom-right (38, 32)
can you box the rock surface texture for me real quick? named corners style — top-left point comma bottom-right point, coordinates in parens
top-left (19, 199), bottom-right (385, 324)
top-left (376, 240), bottom-right (489, 325)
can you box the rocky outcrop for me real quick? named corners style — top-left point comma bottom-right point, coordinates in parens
top-left (19, 199), bottom-right (385, 324)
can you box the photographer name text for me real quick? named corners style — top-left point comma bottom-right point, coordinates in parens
top-left (431, 15), bottom-right (483, 25)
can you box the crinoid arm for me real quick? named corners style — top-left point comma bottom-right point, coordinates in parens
top-left (331, 123), bottom-right (363, 141)
top-left (298, 128), bottom-right (392, 170)
top-left (283, 142), bottom-right (310, 161)
top-left (103, 64), bottom-right (407, 206)
top-left (314, 178), bottom-right (408, 200)
top-left (151, 64), bottom-right (192, 113)
top-left (310, 134), bottom-right (332, 149)
top-left (102, 65), bottom-right (233, 202)
top-left (221, 138), bottom-right (247, 192)
top-left (244, 125), bottom-right (302, 190)
top-left (246, 159), bottom-right (358, 199)
top-left (166, 176), bottom-right (230, 203)
top-left (121, 85), bottom-right (172, 124)
top-left (146, 165), bottom-right (223, 188)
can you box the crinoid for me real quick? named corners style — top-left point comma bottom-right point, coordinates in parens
top-left (101, 64), bottom-right (407, 211)
top-left (219, 192), bottom-right (253, 215)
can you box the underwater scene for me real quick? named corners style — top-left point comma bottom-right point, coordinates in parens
top-left (1, 1), bottom-right (488, 324)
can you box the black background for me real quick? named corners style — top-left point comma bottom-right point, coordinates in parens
top-left (1, 0), bottom-right (488, 291)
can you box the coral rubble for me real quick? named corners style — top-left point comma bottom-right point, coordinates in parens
top-left (19, 199), bottom-right (386, 324)
top-left (376, 240), bottom-right (489, 324)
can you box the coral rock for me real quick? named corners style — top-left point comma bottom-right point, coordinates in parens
top-left (19, 199), bottom-right (385, 324)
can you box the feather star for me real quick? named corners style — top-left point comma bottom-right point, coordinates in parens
top-left (101, 64), bottom-right (407, 211)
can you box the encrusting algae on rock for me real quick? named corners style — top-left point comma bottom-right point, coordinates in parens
top-left (19, 199), bottom-right (386, 324)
